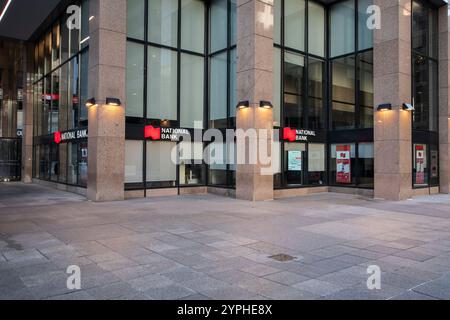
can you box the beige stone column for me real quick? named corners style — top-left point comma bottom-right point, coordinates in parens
top-left (439, 5), bottom-right (450, 194)
top-left (374, 0), bottom-right (413, 200)
top-left (22, 44), bottom-right (34, 183)
top-left (236, 0), bottom-right (274, 201)
top-left (87, 0), bottom-right (126, 201)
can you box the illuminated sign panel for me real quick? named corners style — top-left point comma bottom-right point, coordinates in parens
top-left (144, 126), bottom-right (192, 142)
top-left (54, 128), bottom-right (88, 144)
top-left (283, 128), bottom-right (317, 142)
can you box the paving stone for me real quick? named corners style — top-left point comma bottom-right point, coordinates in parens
top-left (143, 285), bottom-right (197, 300)
top-left (87, 282), bottom-right (139, 300)
top-left (293, 279), bottom-right (344, 297)
top-left (264, 271), bottom-right (310, 286)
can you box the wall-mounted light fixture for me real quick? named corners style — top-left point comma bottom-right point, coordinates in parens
top-left (377, 103), bottom-right (392, 112)
top-left (85, 98), bottom-right (97, 108)
top-left (236, 100), bottom-right (250, 110)
top-left (106, 97), bottom-right (122, 106)
top-left (402, 103), bottom-right (415, 111)
top-left (260, 101), bottom-right (274, 109)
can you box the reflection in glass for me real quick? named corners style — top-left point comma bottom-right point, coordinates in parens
top-left (284, 52), bottom-right (305, 128)
top-left (332, 55), bottom-right (356, 130)
top-left (359, 51), bottom-right (374, 128)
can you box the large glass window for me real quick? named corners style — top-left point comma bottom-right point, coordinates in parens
top-left (146, 141), bottom-right (177, 188)
top-left (308, 1), bottom-right (325, 57)
top-left (330, 0), bottom-right (355, 58)
top-left (33, 0), bottom-right (89, 187)
top-left (411, 0), bottom-right (439, 188)
top-left (285, 0), bottom-right (305, 52)
top-left (332, 56), bottom-right (356, 130)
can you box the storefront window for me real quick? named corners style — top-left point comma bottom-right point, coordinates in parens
top-left (308, 1), bottom-right (325, 57)
top-left (330, 144), bottom-right (356, 186)
top-left (308, 143), bottom-right (326, 185)
top-left (357, 142), bottom-right (374, 188)
top-left (413, 144), bottom-right (428, 187)
top-left (179, 141), bottom-right (206, 186)
top-left (126, 42), bottom-right (144, 118)
top-left (33, 0), bottom-right (89, 188)
top-left (359, 51), bottom-right (374, 128)
top-left (125, 140), bottom-right (144, 184)
top-left (285, 143), bottom-right (306, 186)
top-left (146, 141), bottom-right (177, 188)
top-left (284, 52), bottom-right (305, 128)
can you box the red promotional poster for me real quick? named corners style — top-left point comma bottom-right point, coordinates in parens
top-left (336, 145), bottom-right (351, 184)
top-left (415, 145), bottom-right (425, 185)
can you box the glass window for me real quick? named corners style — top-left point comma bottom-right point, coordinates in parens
top-left (430, 145), bottom-right (439, 186)
top-left (330, 143), bottom-right (356, 185)
top-left (50, 144), bottom-right (59, 182)
top-left (69, 56), bottom-right (80, 129)
top-left (81, 0), bottom-right (90, 49)
top-left (229, 48), bottom-right (237, 123)
top-left (308, 143), bottom-right (326, 185)
top-left (358, 142), bottom-right (374, 188)
top-left (210, 52), bottom-right (228, 128)
top-left (59, 144), bottom-right (68, 183)
top-left (284, 0), bottom-right (305, 51)
top-left (146, 141), bottom-right (177, 187)
top-left (308, 58), bottom-right (325, 130)
top-left (273, 48), bottom-right (281, 127)
top-left (181, 0), bottom-right (205, 53)
top-left (308, 1), bottom-right (325, 57)
top-left (180, 54), bottom-right (204, 128)
top-left (179, 141), bottom-right (205, 185)
top-left (147, 46), bottom-right (178, 121)
top-left (51, 71), bottom-right (60, 133)
top-left (79, 50), bottom-right (89, 125)
top-left (359, 51), bottom-right (374, 128)
top-left (52, 23), bottom-right (60, 70)
top-left (413, 144), bottom-right (428, 187)
top-left (358, 0), bottom-right (374, 51)
top-left (127, 0), bottom-right (145, 40)
top-left (148, 0), bottom-right (178, 47)
top-left (332, 55), bottom-right (356, 130)
top-left (285, 143), bottom-right (306, 186)
top-left (230, 0), bottom-right (237, 46)
top-left (126, 42), bottom-right (144, 118)
top-left (284, 52), bottom-right (305, 128)
top-left (59, 59), bottom-right (69, 132)
top-left (208, 141), bottom-right (234, 186)
top-left (61, 15), bottom-right (70, 62)
top-left (79, 141), bottom-right (88, 187)
top-left (210, 0), bottom-right (228, 52)
top-left (413, 55), bottom-right (438, 131)
top-left (68, 142), bottom-right (78, 185)
top-left (412, 0), bottom-right (438, 59)
top-left (125, 140), bottom-right (143, 183)
top-left (274, 0), bottom-right (281, 45)
top-left (330, 0), bottom-right (355, 58)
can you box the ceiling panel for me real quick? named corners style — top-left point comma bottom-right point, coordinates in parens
top-left (0, 0), bottom-right (60, 41)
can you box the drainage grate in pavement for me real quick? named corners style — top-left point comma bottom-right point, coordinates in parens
top-left (269, 254), bottom-right (297, 262)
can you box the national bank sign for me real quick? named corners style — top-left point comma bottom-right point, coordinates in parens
top-left (54, 128), bottom-right (88, 144)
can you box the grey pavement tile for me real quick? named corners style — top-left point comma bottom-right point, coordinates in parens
top-left (128, 274), bottom-right (174, 292)
top-left (239, 264), bottom-right (280, 277)
top-left (209, 269), bottom-right (259, 284)
top-left (393, 250), bottom-right (435, 262)
top-left (264, 271), bottom-right (310, 286)
top-left (143, 285), bottom-right (197, 300)
top-left (87, 282), bottom-right (139, 300)
top-left (3, 248), bottom-right (45, 262)
top-left (390, 290), bottom-right (438, 300)
top-left (293, 279), bottom-right (344, 297)
top-left (161, 267), bottom-right (205, 282)
top-left (200, 286), bottom-right (260, 300)
top-left (46, 291), bottom-right (95, 300)
top-left (412, 281), bottom-right (450, 300)
top-left (180, 294), bottom-right (210, 300)
top-left (366, 245), bottom-right (402, 255)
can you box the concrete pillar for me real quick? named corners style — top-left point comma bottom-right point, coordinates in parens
top-left (236, 0), bottom-right (274, 201)
top-left (439, 5), bottom-right (450, 194)
top-left (374, 0), bottom-right (413, 200)
top-left (87, 0), bottom-right (126, 201)
top-left (22, 44), bottom-right (34, 183)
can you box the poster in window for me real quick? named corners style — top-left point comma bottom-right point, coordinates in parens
top-left (288, 151), bottom-right (302, 172)
top-left (336, 145), bottom-right (351, 184)
top-left (415, 146), bottom-right (425, 184)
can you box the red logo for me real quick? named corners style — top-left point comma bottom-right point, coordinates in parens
top-left (283, 128), bottom-right (297, 142)
top-left (54, 131), bottom-right (62, 144)
top-left (144, 125), bottom-right (161, 140)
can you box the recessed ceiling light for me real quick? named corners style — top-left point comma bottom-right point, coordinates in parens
top-left (0, 0), bottom-right (13, 23)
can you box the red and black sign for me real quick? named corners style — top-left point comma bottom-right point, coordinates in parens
top-left (283, 128), bottom-right (317, 142)
top-left (54, 128), bottom-right (88, 144)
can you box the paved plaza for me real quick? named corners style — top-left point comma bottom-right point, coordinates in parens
top-left (1, 183), bottom-right (450, 300)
